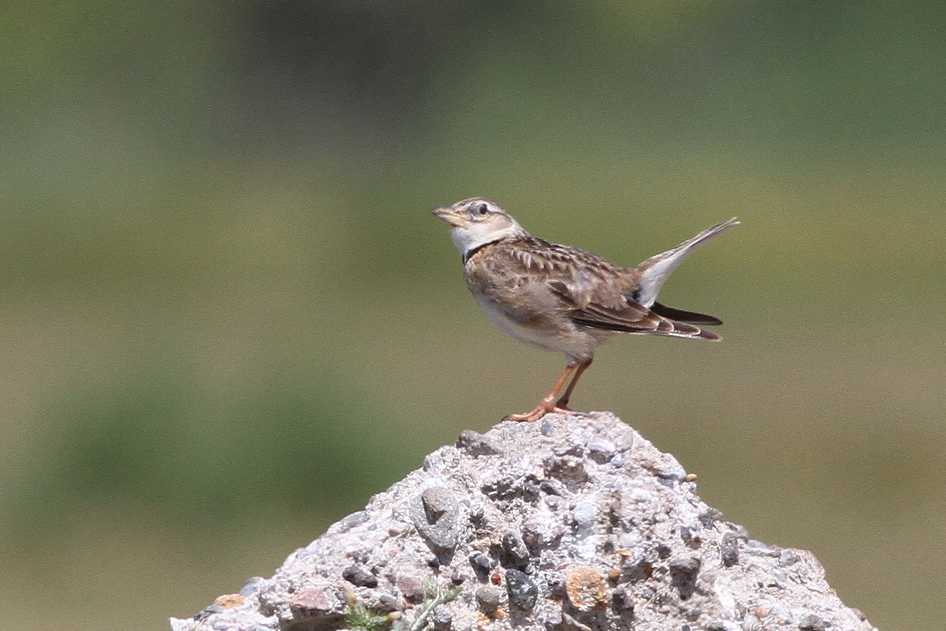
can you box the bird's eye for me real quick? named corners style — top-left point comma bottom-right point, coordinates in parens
top-left (474, 203), bottom-right (489, 216)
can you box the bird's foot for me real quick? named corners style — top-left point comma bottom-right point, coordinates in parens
top-left (504, 397), bottom-right (572, 423)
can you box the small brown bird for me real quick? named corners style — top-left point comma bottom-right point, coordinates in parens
top-left (433, 198), bottom-right (739, 422)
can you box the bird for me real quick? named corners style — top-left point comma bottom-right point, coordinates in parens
top-left (432, 197), bottom-right (739, 423)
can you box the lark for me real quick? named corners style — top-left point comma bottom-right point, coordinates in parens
top-left (433, 198), bottom-right (738, 422)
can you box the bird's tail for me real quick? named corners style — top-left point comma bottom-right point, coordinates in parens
top-left (647, 317), bottom-right (722, 341)
top-left (632, 217), bottom-right (740, 308)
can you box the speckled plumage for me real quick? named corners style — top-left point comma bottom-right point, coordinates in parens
top-left (433, 197), bottom-right (738, 422)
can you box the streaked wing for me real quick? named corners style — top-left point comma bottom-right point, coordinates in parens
top-left (536, 252), bottom-right (720, 340)
top-left (567, 299), bottom-right (720, 340)
top-left (476, 235), bottom-right (722, 341)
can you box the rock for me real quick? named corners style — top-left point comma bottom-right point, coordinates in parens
top-left (505, 569), bottom-right (538, 610)
top-left (456, 430), bottom-right (503, 456)
top-left (799, 613), bottom-right (827, 630)
top-left (475, 585), bottom-right (503, 613)
top-left (169, 411), bottom-right (880, 631)
top-left (501, 531), bottom-right (530, 567)
top-left (610, 584), bottom-right (634, 617)
top-left (565, 567), bottom-right (609, 612)
top-left (430, 604), bottom-right (453, 630)
top-left (669, 557), bottom-right (701, 600)
top-left (469, 553), bottom-right (493, 580)
top-left (780, 549), bottom-right (802, 567)
top-left (411, 486), bottom-right (461, 554)
top-left (586, 436), bottom-right (616, 464)
top-left (720, 532), bottom-right (739, 567)
top-left (342, 565), bottom-right (379, 588)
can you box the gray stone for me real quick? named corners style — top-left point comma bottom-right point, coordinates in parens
top-left (469, 553), bottom-right (493, 580)
top-left (505, 569), bottom-right (538, 610)
top-left (456, 429), bottom-right (503, 456)
top-left (329, 510), bottom-right (369, 534)
top-left (780, 549), bottom-right (802, 567)
top-left (610, 584), bottom-right (634, 617)
top-left (799, 613), bottom-right (827, 630)
top-left (342, 565), bottom-right (378, 588)
top-left (669, 557), bottom-right (701, 600)
top-left (475, 585), bottom-right (503, 613)
top-left (411, 486), bottom-right (461, 553)
top-left (501, 530), bottom-right (530, 567)
top-left (169, 412), bottom-right (880, 631)
top-left (586, 436), bottom-right (616, 463)
top-left (430, 604), bottom-right (453, 630)
top-left (720, 532), bottom-right (739, 567)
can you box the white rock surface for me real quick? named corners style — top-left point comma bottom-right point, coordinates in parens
top-left (170, 411), bottom-right (877, 631)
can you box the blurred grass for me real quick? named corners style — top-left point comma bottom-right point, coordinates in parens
top-left (1, 1), bottom-right (945, 630)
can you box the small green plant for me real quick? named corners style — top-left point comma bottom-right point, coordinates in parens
top-left (345, 600), bottom-right (392, 631)
top-left (409, 581), bottom-right (462, 631)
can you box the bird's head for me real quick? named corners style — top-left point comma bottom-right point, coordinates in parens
top-left (432, 198), bottom-right (527, 257)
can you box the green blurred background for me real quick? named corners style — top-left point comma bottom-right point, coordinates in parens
top-left (2, 1), bottom-right (944, 629)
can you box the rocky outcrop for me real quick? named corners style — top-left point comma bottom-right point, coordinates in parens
top-left (171, 411), bottom-right (877, 631)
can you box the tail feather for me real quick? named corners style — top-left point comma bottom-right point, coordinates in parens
top-left (650, 302), bottom-right (723, 326)
top-left (655, 319), bottom-right (722, 341)
top-left (632, 217), bottom-right (739, 308)
top-left (573, 312), bottom-right (721, 341)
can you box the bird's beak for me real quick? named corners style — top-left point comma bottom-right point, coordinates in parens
top-left (432, 206), bottom-right (464, 227)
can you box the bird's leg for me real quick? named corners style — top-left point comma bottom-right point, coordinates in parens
top-left (505, 362), bottom-right (579, 422)
top-left (554, 358), bottom-right (592, 410)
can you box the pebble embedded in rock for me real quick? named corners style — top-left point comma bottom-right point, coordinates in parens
top-left (779, 549), bottom-right (801, 567)
top-left (396, 574), bottom-right (426, 604)
top-left (539, 479), bottom-right (565, 496)
top-left (239, 577), bottom-right (265, 597)
top-left (289, 583), bottom-right (344, 617)
top-left (501, 531), bottom-right (530, 566)
top-left (587, 436), bottom-right (616, 463)
top-left (411, 487), bottom-right (460, 553)
top-left (456, 430), bottom-right (503, 456)
top-left (521, 511), bottom-right (561, 549)
top-left (669, 557), bottom-right (701, 600)
top-left (565, 567), bottom-right (609, 612)
top-left (504, 569), bottom-right (538, 610)
top-left (622, 558), bottom-right (653, 582)
top-left (431, 604), bottom-right (453, 630)
top-left (475, 585), bottom-right (503, 613)
top-left (720, 532), bottom-right (739, 567)
top-left (330, 510), bottom-right (369, 534)
top-left (744, 539), bottom-right (777, 557)
top-left (698, 508), bottom-right (725, 528)
top-left (213, 593), bottom-right (243, 608)
top-left (572, 500), bottom-right (597, 534)
top-left (610, 585), bottom-right (634, 617)
top-left (798, 613), bottom-right (826, 631)
top-left (377, 594), bottom-right (402, 612)
top-left (470, 553), bottom-right (493, 580)
top-left (422, 487), bottom-right (457, 522)
top-left (343, 565), bottom-right (379, 588)
top-left (545, 455), bottom-right (589, 486)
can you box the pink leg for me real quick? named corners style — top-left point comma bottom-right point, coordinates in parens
top-left (505, 361), bottom-right (586, 423)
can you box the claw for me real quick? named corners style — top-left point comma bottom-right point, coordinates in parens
top-left (503, 359), bottom-right (593, 422)
top-left (504, 404), bottom-right (572, 423)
